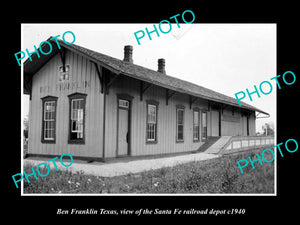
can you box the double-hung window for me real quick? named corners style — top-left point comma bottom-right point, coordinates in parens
top-left (193, 109), bottom-right (200, 141)
top-left (71, 99), bottom-right (84, 139)
top-left (41, 96), bottom-right (58, 143)
top-left (176, 106), bottom-right (185, 142)
top-left (146, 100), bottom-right (158, 143)
top-left (68, 93), bottom-right (87, 144)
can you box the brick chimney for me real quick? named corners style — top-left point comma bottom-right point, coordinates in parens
top-left (157, 58), bottom-right (166, 74)
top-left (123, 45), bottom-right (133, 63)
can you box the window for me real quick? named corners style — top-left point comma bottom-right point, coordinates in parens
top-left (44, 101), bottom-right (56, 140)
top-left (146, 100), bottom-right (158, 143)
top-left (41, 96), bottom-right (58, 143)
top-left (202, 112), bottom-right (207, 140)
top-left (59, 65), bottom-right (70, 82)
top-left (68, 93), bottom-right (87, 144)
top-left (119, 99), bottom-right (129, 109)
top-left (193, 109), bottom-right (200, 141)
top-left (176, 106), bottom-right (185, 142)
top-left (71, 99), bottom-right (84, 139)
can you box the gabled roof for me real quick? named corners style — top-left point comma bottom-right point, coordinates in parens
top-left (23, 37), bottom-right (269, 115)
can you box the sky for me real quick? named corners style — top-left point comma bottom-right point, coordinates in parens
top-left (22, 23), bottom-right (276, 133)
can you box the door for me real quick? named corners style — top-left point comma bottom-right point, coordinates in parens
top-left (211, 110), bottom-right (220, 136)
top-left (247, 116), bottom-right (249, 136)
top-left (117, 99), bottom-right (130, 156)
top-left (241, 115), bottom-right (249, 136)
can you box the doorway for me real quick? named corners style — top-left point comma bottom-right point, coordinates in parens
top-left (117, 98), bottom-right (131, 156)
top-left (242, 114), bottom-right (249, 136)
top-left (211, 109), bottom-right (220, 136)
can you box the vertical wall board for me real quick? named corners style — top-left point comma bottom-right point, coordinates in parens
top-left (28, 51), bottom-right (103, 158)
top-left (221, 107), bottom-right (244, 136)
top-left (207, 110), bottom-right (212, 137)
top-left (105, 75), bottom-right (207, 157)
top-left (211, 110), bottom-right (220, 136)
top-left (249, 114), bottom-right (256, 136)
top-left (28, 50), bottom-right (258, 159)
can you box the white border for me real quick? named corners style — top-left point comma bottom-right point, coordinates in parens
top-left (20, 23), bottom-right (277, 196)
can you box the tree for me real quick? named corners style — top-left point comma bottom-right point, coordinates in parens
top-left (262, 122), bottom-right (274, 136)
top-left (23, 115), bottom-right (29, 139)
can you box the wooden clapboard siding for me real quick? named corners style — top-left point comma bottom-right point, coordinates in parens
top-left (28, 50), bottom-right (103, 158)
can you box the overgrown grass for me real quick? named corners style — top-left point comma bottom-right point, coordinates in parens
top-left (23, 147), bottom-right (274, 194)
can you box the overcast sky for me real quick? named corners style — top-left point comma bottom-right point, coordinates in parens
top-left (22, 23), bottom-right (276, 133)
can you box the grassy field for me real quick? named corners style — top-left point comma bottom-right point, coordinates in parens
top-left (23, 147), bottom-right (274, 194)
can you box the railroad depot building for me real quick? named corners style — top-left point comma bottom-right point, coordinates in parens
top-left (23, 38), bottom-right (269, 161)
